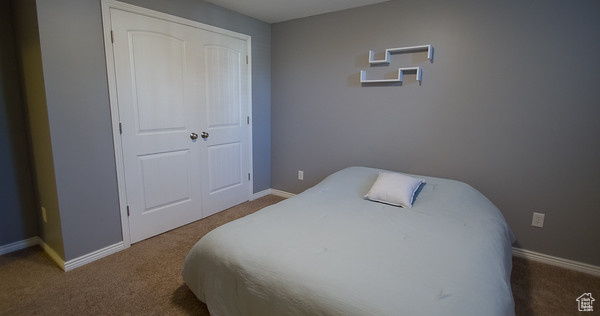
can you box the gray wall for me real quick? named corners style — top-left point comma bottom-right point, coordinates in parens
top-left (0, 0), bottom-right (38, 246)
top-left (11, 0), bottom-right (270, 261)
top-left (271, 0), bottom-right (600, 265)
top-left (33, 0), bottom-right (123, 260)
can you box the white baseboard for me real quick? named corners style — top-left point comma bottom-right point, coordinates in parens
top-left (40, 240), bottom-right (126, 271)
top-left (270, 189), bottom-right (296, 198)
top-left (251, 188), bottom-right (272, 200)
top-left (64, 241), bottom-right (126, 271)
top-left (1, 237), bottom-right (126, 272)
top-left (252, 189), bottom-right (296, 200)
top-left (0, 236), bottom-right (40, 256)
top-left (512, 247), bottom-right (600, 277)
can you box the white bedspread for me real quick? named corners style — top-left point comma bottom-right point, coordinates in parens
top-left (182, 167), bottom-right (515, 315)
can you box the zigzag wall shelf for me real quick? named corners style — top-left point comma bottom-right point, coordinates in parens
top-left (360, 67), bottom-right (422, 83)
top-left (368, 45), bottom-right (433, 64)
top-left (360, 44), bottom-right (432, 84)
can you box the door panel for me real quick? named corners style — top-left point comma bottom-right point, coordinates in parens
top-left (111, 9), bottom-right (203, 243)
top-left (205, 46), bottom-right (242, 127)
top-left (200, 35), bottom-right (250, 216)
top-left (139, 150), bottom-right (191, 212)
top-left (130, 32), bottom-right (186, 132)
top-left (207, 142), bottom-right (242, 193)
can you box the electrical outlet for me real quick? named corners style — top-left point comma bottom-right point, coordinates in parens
top-left (531, 212), bottom-right (545, 228)
top-left (41, 206), bottom-right (47, 223)
top-left (298, 170), bottom-right (304, 180)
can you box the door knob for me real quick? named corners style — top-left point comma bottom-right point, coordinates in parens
top-left (190, 132), bottom-right (198, 140)
top-left (201, 132), bottom-right (209, 139)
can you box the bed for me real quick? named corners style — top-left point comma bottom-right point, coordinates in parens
top-left (182, 166), bottom-right (515, 315)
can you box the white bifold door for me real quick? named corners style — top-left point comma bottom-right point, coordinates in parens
top-left (108, 7), bottom-right (251, 243)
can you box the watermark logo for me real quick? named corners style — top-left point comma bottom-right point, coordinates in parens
top-left (576, 293), bottom-right (595, 312)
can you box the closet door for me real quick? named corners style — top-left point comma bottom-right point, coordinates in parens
top-left (199, 33), bottom-right (251, 216)
top-left (109, 7), bottom-right (250, 243)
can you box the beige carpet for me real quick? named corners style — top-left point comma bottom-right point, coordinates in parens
top-left (1, 195), bottom-right (599, 315)
top-left (511, 255), bottom-right (600, 315)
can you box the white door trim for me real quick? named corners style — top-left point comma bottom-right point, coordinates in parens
top-left (101, 0), bottom-right (253, 247)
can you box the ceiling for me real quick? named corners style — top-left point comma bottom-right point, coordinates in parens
top-left (205, 0), bottom-right (390, 24)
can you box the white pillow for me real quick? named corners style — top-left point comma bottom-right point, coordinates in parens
top-left (364, 172), bottom-right (425, 208)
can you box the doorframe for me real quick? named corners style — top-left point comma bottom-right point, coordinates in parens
top-left (101, 0), bottom-right (253, 247)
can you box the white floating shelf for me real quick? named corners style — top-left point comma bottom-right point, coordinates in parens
top-left (368, 44), bottom-right (433, 64)
top-left (360, 67), bottom-right (422, 84)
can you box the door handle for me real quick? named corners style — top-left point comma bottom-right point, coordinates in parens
top-left (201, 132), bottom-right (209, 139)
top-left (190, 133), bottom-right (198, 140)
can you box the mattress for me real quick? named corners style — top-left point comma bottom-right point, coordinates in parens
top-left (182, 166), bottom-right (515, 315)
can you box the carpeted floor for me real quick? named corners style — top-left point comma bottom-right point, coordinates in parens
top-left (1, 195), bottom-right (598, 315)
top-left (511, 255), bottom-right (600, 315)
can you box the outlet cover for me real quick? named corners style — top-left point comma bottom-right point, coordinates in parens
top-left (532, 212), bottom-right (545, 228)
top-left (298, 170), bottom-right (304, 180)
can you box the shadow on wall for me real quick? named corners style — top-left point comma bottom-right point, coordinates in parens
top-left (0, 0), bottom-right (38, 245)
